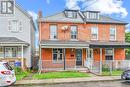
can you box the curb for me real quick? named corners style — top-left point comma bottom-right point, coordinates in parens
top-left (15, 76), bottom-right (121, 86)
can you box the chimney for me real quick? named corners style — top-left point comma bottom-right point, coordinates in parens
top-left (38, 10), bottom-right (43, 18)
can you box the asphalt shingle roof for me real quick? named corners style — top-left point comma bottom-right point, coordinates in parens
top-left (0, 37), bottom-right (29, 45)
top-left (40, 10), bottom-right (127, 24)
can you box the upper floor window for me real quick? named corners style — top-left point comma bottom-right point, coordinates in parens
top-left (110, 26), bottom-right (116, 41)
top-left (91, 26), bottom-right (98, 40)
top-left (65, 11), bottom-right (77, 18)
top-left (70, 26), bottom-right (77, 39)
top-left (8, 20), bottom-right (22, 33)
top-left (50, 25), bottom-right (57, 40)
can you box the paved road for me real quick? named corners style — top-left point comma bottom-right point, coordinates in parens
top-left (11, 81), bottom-right (130, 87)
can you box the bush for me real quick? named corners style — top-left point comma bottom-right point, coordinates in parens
top-left (14, 67), bottom-right (22, 75)
top-left (102, 64), bottom-right (110, 72)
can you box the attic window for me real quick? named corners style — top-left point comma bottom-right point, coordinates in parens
top-left (65, 11), bottom-right (77, 18)
top-left (84, 11), bottom-right (99, 20)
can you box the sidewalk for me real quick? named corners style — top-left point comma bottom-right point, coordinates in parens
top-left (15, 76), bottom-right (121, 85)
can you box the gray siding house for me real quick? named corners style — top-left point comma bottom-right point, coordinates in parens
top-left (0, 0), bottom-right (36, 69)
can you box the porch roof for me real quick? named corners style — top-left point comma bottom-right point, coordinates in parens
top-left (0, 37), bottom-right (29, 46)
top-left (41, 40), bottom-right (130, 48)
top-left (40, 40), bottom-right (89, 48)
top-left (89, 41), bottom-right (130, 48)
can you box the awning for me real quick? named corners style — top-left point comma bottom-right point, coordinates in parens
top-left (89, 41), bottom-right (130, 48)
top-left (40, 40), bottom-right (89, 48)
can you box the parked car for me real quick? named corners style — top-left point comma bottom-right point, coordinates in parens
top-left (121, 70), bottom-right (130, 81)
top-left (0, 62), bottom-right (16, 87)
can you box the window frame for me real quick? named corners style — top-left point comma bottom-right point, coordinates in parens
top-left (50, 25), bottom-right (58, 40)
top-left (66, 11), bottom-right (77, 18)
top-left (0, 47), bottom-right (4, 58)
top-left (52, 48), bottom-right (63, 63)
top-left (70, 25), bottom-right (78, 40)
top-left (105, 48), bottom-right (114, 60)
top-left (8, 19), bottom-right (22, 33)
top-left (110, 26), bottom-right (116, 41)
top-left (91, 26), bottom-right (98, 40)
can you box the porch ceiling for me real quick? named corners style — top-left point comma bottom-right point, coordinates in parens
top-left (40, 40), bottom-right (89, 48)
top-left (89, 41), bottom-right (130, 48)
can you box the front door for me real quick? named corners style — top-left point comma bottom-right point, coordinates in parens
top-left (76, 49), bottom-right (82, 66)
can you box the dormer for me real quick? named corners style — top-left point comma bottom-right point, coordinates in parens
top-left (83, 11), bottom-right (100, 20)
top-left (64, 10), bottom-right (78, 19)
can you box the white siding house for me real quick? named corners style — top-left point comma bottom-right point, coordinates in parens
top-left (0, 0), bottom-right (36, 69)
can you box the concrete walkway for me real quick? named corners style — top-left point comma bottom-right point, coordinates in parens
top-left (15, 76), bottom-right (121, 85)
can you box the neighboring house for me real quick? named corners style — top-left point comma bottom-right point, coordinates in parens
top-left (38, 9), bottom-right (130, 70)
top-left (0, 0), bottom-right (36, 69)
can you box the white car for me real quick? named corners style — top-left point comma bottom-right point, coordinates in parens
top-left (0, 62), bottom-right (16, 87)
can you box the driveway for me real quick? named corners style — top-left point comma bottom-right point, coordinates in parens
top-left (11, 81), bottom-right (130, 87)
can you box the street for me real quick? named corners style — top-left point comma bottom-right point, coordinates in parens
top-left (11, 81), bottom-right (130, 87)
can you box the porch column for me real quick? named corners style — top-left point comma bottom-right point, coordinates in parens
top-left (91, 49), bottom-right (93, 69)
top-left (63, 48), bottom-right (66, 70)
top-left (21, 45), bottom-right (24, 70)
top-left (100, 48), bottom-right (102, 75)
top-left (113, 48), bottom-right (115, 61)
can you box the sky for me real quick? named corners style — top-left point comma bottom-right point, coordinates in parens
top-left (16, 0), bottom-right (130, 28)
top-left (15, 0), bottom-right (130, 48)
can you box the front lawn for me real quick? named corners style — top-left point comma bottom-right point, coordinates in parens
top-left (16, 71), bottom-right (29, 80)
top-left (14, 67), bottom-right (30, 80)
top-left (33, 71), bottom-right (92, 79)
top-left (102, 70), bottom-right (123, 76)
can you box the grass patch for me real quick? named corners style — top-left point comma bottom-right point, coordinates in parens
top-left (16, 71), bottom-right (29, 80)
top-left (102, 70), bottom-right (123, 76)
top-left (33, 71), bottom-right (91, 79)
top-left (14, 67), bottom-right (30, 80)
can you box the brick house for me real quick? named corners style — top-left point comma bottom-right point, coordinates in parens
top-left (38, 9), bottom-right (130, 71)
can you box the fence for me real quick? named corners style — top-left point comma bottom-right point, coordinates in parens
top-left (39, 59), bottom-right (76, 71)
top-left (38, 59), bottom-right (130, 74)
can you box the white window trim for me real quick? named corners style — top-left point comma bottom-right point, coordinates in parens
top-left (52, 48), bottom-right (63, 63)
top-left (91, 26), bottom-right (98, 40)
top-left (70, 26), bottom-right (78, 40)
top-left (8, 19), bottom-right (23, 33)
top-left (5, 47), bottom-right (18, 58)
top-left (110, 26), bottom-right (116, 41)
top-left (105, 48), bottom-right (114, 60)
top-left (50, 25), bottom-right (58, 40)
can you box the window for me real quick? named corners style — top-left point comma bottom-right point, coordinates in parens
top-left (110, 26), bottom-right (116, 41)
top-left (71, 26), bottom-right (77, 39)
top-left (50, 25), bottom-right (57, 39)
top-left (105, 49), bottom-right (113, 60)
top-left (89, 12), bottom-right (98, 19)
top-left (0, 47), bottom-right (4, 58)
top-left (65, 11), bottom-right (77, 18)
top-left (53, 49), bottom-right (63, 62)
top-left (8, 20), bottom-right (22, 32)
top-left (83, 12), bottom-right (99, 20)
top-left (91, 26), bottom-right (98, 40)
top-left (5, 47), bottom-right (17, 58)
top-left (18, 47), bottom-right (22, 58)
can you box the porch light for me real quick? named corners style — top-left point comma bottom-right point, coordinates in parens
top-left (71, 48), bottom-right (74, 52)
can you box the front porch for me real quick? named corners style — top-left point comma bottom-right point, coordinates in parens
top-left (0, 37), bottom-right (30, 69)
top-left (39, 40), bottom-right (130, 73)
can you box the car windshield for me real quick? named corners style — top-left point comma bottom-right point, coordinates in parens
top-left (3, 63), bottom-right (13, 71)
